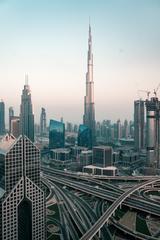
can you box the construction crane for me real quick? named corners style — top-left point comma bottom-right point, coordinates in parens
top-left (153, 83), bottom-right (160, 97)
top-left (138, 90), bottom-right (150, 100)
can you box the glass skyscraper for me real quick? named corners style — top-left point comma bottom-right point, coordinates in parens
top-left (0, 134), bottom-right (46, 240)
top-left (0, 101), bottom-right (5, 135)
top-left (78, 124), bottom-right (92, 149)
top-left (49, 119), bottom-right (65, 149)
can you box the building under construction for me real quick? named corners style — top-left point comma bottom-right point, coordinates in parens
top-left (146, 96), bottom-right (160, 168)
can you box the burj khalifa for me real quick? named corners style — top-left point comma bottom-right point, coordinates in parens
top-left (83, 24), bottom-right (96, 147)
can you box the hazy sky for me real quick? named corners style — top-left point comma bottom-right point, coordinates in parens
top-left (0, 0), bottom-right (160, 125)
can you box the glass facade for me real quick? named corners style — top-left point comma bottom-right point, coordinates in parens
top-left (78, 124), bottom-right (92, 149)
top-left (49, 120), bottom-right (65, 149)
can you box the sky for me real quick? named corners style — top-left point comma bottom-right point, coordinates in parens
top-left (0, 0), bottom-right (160, 125)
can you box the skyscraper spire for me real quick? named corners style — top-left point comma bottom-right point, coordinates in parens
top-left (25, 74), bottom-right (29, 86)
top-left (83, 24), bottom-right (96, 148)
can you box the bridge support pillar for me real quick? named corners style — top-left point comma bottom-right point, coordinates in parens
top-left (98, 229), bottom-right (101, 238)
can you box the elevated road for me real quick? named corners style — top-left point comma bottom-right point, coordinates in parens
top-left (43, 172), bottom-right (160, 217)
top-left (80, 177), bottom-right (160, 240)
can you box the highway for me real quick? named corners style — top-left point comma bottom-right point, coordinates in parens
top-left (43, 171), bottom-right (160, 217)
top-left (42, 168), bottom-right (160, 239)
top-left (80, 177), bottom-right (160, 240)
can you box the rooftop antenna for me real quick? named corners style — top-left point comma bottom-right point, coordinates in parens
top-left (25, 74), bottom-right (29, 85)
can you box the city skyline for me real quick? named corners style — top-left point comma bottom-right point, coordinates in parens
top-left (1, 0), bottom-right (160, 123)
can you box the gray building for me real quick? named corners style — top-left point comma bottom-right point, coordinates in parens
top-left (0, 101), bottom-right (5, 135)
top-left (93, 146), bottom-right (113, 167)
top-left (0, 134), bottom-right (46, 240)
top-left (134, 100), bottom-right (145, 151)
top-left (20, 79), bottom-right (34, 142)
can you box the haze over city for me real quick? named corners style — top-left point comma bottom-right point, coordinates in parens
top-left (1, 0), bottom-right (160, 124)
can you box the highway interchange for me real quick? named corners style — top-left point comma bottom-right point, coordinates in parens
top-left (43, 167), bottom-right (160, 240)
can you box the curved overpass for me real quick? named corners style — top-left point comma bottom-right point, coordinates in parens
top-left (80, 177), bottom-right (160, 240)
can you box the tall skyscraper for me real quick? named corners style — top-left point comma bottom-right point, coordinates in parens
top-left (0, 134), bottom-right (46, 240)
top-left (83, 24), bottom-right (96, 148)
top-left (146, 97), bottom-right (160, 168)
top-left (134, 100), bottom-right (145, 151)
top-left (0, 100), bottom-right (5, 135)
top-left (20, 77), bottom-right (34, 142)
top-left (9, 106), bottom-right (14, 133)
top-left (49, 119), bottom-right (65, 149)
top-left (40, 107), bottom-right (47, 136)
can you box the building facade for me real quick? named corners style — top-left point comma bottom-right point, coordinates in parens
top-left (10, 116), bottom-right (20, 138)
top-left (0, 134), bottom-right (46, 240)
top-left (49, 119), bottom-right (65, 149)
top-left (83, 25), bottom-right (96, 148)
top-left (78, 124), bottom-right (92, 148)
top-left (146, 97), bottom-right (160, 167)
top-left (93, 146), bottom-right (113, 167)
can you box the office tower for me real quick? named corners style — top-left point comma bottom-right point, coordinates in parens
top-left (83, 24), bottom-right (96, 148)
top-left (93, 146), bottom-right (113, 167)
top-left (123, 119), bottom-right (129, 139)
top-left (20, 78), bottom-right (34, 142)
top-left (0, 100), bottom-right (5, 135)
top-left (146, 97), bottom-right (160, 167)
top-left (117, 119), bottom-right (121, 140)
top-left (9, 106), bottom-right (14, 132)
top-left (78, 124), bottom-right (92, 148)
top-left (40, 107), bottom-right (47, 136)
top-left (0, 134), bottom-right (46, 240)
top-left (49, 119), bottom-right (65, 149)
top-left (10, 116), bottom-right (20, 138)
top-left (134, 100), bottom-right (145, 151)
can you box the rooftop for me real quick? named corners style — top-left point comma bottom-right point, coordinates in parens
top-left (0, 134), bottom-right (16, 155)
top-left (84, 165), bottom-right (117, 170)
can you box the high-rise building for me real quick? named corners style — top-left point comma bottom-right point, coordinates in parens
top-left (20, 77), bottom-right (34, 142)
top-left (116, 119), bottom-right (121, 141)
top-left (0, 100), bottom-right (5, 135)
top-left (123, 119), bottom-right (129, 139)
top-left (40, 107), bottom-right (47, 136)
top-left (0, 134), bottom-right (46, 240)
top-left (49, 119), bottom-right (65, 149)
top-left (10, 116), bottom-right (20, 138)
top-left (134, 100), bottom-right (145, 151)
top-left (93, 146), bottom-right (113, 167)
top-left (83, 24), bottom-right (96, 148)
top-left (78, 124), bottom-right (92, 148)
top-left (146, 97), bottom-right (160, 167)
top-left (9, 106), bottom-right (14, 133)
